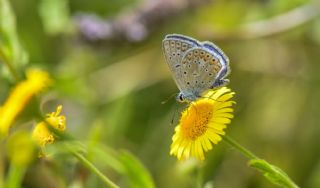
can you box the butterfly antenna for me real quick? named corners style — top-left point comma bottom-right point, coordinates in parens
top-left (161, 93), bottom-right (177, 104)
top-left (171, 103), bottom-right (179, 126)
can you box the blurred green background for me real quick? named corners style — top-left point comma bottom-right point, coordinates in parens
top-left (1, 0), bottom-right (320, 187)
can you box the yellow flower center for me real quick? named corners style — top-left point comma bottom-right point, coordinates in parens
top-left (180, 100), bottom-right (214, 140)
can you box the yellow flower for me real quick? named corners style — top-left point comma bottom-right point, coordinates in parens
top-left (32, 105), bottom-right (66, 147)
top-left (0, 69), bottom-right (51, 136)
top-left (170, 87), bottom-right (235, 160)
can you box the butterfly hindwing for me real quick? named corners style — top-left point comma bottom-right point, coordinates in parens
top-left (179, 47), bottom-right (223, 97)
top-left (202, 42), bottom-right (230, 81)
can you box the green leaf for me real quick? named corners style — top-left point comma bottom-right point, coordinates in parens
top-left (248, 159), bottom-right (299, 188)
top-left (89, 146), bottom-right (125, 173)
top-left (118, 151), bottom-right (155, 188)
top-left (0, 0), bottom-right (28, 71)
top-left (88, 146), bottom-right (155, 188)
top-left (42, 127), bottom-right (155, 188)
top-left (39, 0), bottom-right (71, 35)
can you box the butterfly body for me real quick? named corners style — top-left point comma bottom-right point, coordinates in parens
top-left (162, 34), bottom-right (230, 102)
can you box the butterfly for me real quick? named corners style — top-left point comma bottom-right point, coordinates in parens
top-left (162, 34), bottom-right (230, 102)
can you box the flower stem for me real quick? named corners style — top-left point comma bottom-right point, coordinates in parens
top-left (196, 163), bottom-right (203, 188)
top-left (222, 135), bottom-right (258, 159)
top-left (5, 165), bottom-right (25, 188)
top-left (222, 135), bottom-right (299, 188)
top-left (69, 148), bottom-right (119, 188)
top-left (0, 48), bottom-right (20, 82)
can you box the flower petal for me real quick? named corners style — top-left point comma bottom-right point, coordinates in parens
top-left (208, 123), bottom-right (227, 130)
top-left (214, 113), bottom-right (234, 119)
top-left (218, 92), bottom-right (235, 102)
top-left (215, 101), bottom-right (235, 109)
top-left (212, 117), bottom-right (231, 124)
top-left (169, 87), bottom-right (235, 160)
top-left (215, 108), bottom-right (234, 114)
top-left (206, 87), bottom-right (230, 100)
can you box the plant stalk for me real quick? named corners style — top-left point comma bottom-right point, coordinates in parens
top-left (222, 135), bottom-right (299, 188)
top-left (0, 48), bottom-right (20, 82)
top-left (69, 148), bottom-right (119, 188)
top-left (222, 135), bottom-right (258, 159)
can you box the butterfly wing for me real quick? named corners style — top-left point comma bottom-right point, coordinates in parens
top-left (163, 34), bottom-right (231, 101)
top-left (202, 41), bottom-right (230, 82)
top-left (162, 34), bottom-right (200, 92)
top-left (179, 47), bottom-right (224, 97)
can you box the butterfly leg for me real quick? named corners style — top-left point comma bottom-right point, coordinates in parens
top-left (211, 79), bottom-right (229, 89)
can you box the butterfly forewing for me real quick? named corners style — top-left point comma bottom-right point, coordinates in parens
top-left (162, 35), bottom-right (199, 92)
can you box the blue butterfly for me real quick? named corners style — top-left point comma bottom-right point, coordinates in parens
top-left (162, 34), bottom-right (230, 102)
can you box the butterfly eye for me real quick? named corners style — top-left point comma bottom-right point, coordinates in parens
top-left (177, 94), bottom-right (185, 102)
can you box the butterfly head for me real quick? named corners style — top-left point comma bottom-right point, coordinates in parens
top-left (176, 93), bottom-right (186, 103)
top-left (176, 92), bottom-right (197, 103)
